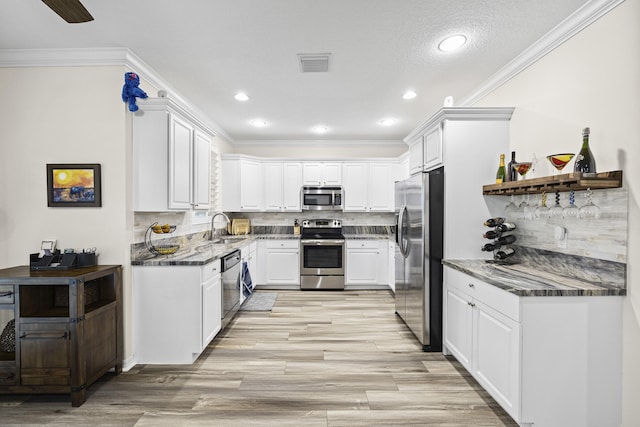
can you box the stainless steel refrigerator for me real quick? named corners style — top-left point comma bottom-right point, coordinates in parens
top-left (395, 167), bottom-right (444, 351)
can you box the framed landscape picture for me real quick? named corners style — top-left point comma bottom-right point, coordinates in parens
top-left (46, 164), bottom-right (102, 207)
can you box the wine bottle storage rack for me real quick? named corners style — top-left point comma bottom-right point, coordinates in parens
top-left (482, 170), bottom-right (622, 196)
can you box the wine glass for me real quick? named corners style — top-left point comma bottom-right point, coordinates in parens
top-left (535, 192), bottom-right (549, 219)
top-left (522, 194), bottom-right (535, 220)
top-left (512, 162), bottom-right (532, 180)
top-left (579, 187), bottom-right (602, 219)
top-left (546, 153), bottom-right (575, 175)
top-left (505, 195), bottom-right (517, 215)
top-left (548, 190), bottom-right (564, 218)
top-left (563, 189), bottom-right (580, 219)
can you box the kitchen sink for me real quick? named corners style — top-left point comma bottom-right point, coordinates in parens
top-left (210, 236), bottom-right (248, 244)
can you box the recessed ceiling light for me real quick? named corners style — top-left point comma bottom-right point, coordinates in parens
top-left (312, 126), bottom-right (328, 134)
top-left (234, 92), bottom-right (249, 101)
top-left (250, 119), bottom-right (268, 127)
top-left (379, 118), bottom-right (397, 126)
top-left (438, 34), bottom-right (467, 52)
top-left (402, 91), bottom-right (417, 100)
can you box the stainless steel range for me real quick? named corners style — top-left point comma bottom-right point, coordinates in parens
top-left (300, 219), bottom-right (345, 290)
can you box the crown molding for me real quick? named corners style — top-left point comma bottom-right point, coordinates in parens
top-left (0, 47), bottom-right (234, 143)
top-left (403, 107), bottom-right (515, 145)
top-left (458, 0), bottom-right (624, 106)
top-left (232, 139), bottom-right (405, 146)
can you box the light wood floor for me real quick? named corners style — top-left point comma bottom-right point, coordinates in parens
top-left (0, 290), bottom-right (517, 426)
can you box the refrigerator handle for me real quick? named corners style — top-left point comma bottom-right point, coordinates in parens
top-left (398, 205), bottom-right (408, 257)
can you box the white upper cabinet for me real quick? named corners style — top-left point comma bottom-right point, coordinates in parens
top-left (423, 124), bottom-right (443, 171)
top-left (222, 157), bottom-right (263, 211)
top-left (282, 162), bottom-right (303, 211)
top-left (263, 162), bottom-right (302, 212)
top-left (343, 162), bottom-right (394, 212)
top-left (408, 140), bottom-right (423, 175)
top-left (221, 155), bottom-right (398, 212)
top-left (342, 163), bottom-right (368, 211)
top-left (133, 98), bottom-right (213, 212)
top-left (302, 162), bottom-right (342, 186)
top-left (263, 162), bottom-right (283, 211)
top-left (193, 131), bottom-right (212, 209)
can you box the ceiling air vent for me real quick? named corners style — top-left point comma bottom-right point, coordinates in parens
top-left (298, 53), bottom-right (331, 73)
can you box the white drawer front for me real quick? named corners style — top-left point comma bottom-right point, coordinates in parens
top-left (201, 259), bottom-right (221, 282)
top-left (346, 240), bottom-right (379, 249)
top-left (265, 240), bottom-right (299, 249)
top-left (446, 267), bottom-right (520, 322)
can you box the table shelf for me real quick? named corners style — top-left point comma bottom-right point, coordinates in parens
top-left (482, 170), bottom-right (622, 195)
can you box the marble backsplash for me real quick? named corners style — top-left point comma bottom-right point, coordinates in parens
top-left (133, 211), bottom-right (395, 244)
top-left (236, 211), bottom-right (395, 226)
top-left (484, 187), bottom-right (628, 263)
top-left (511, 246), bottom-right (626, 288)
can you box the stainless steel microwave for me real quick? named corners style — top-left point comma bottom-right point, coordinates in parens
top-left (301, 186), bottom-right (343, 211)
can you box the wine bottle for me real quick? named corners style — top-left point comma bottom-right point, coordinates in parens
top-left (483, 217), bottom-right (505, 227)
top-left (494, 246), bottom-right (515, 260)
top-left (574, 127), bottom-right (597, 175)
top-left (483, 230), bottom-right (501, 239)
top-left (506, 151), bottom-right (517, 182)
top-left (495, 154), bottom-right (506, 184)
top-left (495, 222), bottom-right (516, 232)
top-left (481, 242), bottom-right (500, 252)
top-left (496, 234), bottom-right (516, 245)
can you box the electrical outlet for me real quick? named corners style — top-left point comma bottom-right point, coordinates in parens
top-left (554, 226), bottom-right (567, 249)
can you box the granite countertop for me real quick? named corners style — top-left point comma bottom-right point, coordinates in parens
top-left (443, 259), bottom-right (626, 297)
top-left (344, 234), bottom-right (392, 240)
top-left (132, 234), bottom-right (301, 266)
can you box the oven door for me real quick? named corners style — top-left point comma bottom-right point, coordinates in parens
top-left (300, 239), bottom-right (345, 275)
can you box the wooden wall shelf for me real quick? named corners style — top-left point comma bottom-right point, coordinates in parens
top-left (482, 170), bottom-right (623, 195)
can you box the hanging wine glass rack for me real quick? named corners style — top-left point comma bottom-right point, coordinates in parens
top-left (482, 170), bottom-right (622, 196)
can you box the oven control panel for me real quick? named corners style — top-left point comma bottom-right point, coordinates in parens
top-left (302, 219), bottom-right (341, 228)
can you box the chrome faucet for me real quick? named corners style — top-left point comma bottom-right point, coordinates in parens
top-left (210, 212), bottom-right (231, 241)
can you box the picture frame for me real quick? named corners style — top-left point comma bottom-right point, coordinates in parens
top-left (46, 163), bottom-right (102, 207)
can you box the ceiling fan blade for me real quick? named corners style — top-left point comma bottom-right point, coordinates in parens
top-left (42, 0), bottom-right (94, 23)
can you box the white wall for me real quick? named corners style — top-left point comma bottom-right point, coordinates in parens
top-left (473, 1), bottom-right (639, 424)
top-left (232, 141), bottom-right (406, 158)
top-left (0, 66), bottom-right (129, 266)
top-left (0, 65), bottom-right (137, 364)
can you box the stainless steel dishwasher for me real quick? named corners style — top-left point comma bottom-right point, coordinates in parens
top-left (221, 249), bottom-right (241, 329)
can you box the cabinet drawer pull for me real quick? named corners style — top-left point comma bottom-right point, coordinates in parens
top-left (20, 332), bottom-right (69, 340)
top-left (467, 301), bottom-right (475, 307)
top-left (468, 283), bottom-right (475, 288)
top-left (0, 291), bottom-right (13, 297)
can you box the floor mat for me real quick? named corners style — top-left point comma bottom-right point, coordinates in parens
top-left (240, 292), bottom-right (278, 311)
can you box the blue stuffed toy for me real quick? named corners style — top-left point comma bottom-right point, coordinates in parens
top-left (122, 72), bottom-right (148, 112)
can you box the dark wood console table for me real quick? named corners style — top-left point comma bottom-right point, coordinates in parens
top-left (0, 265), bottom-right (122, 407)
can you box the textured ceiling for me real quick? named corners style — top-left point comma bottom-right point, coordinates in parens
top-left (0, 0), bottom-right (590, 142)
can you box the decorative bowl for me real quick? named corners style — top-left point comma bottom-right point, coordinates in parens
top-left (154, 245), bottom-right (179, 255)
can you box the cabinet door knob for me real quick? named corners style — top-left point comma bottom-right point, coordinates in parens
top-left (467, 301), bottom-right (475, 307)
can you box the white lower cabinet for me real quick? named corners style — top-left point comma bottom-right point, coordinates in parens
top-left (444, 266), bottom-right (622, 427)
top-left (256, 240), bottom-right (299, 286)
top-left (345, 240), bottom-right (388, 286)
top-left (133, 260), bottom-right (222, 365)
